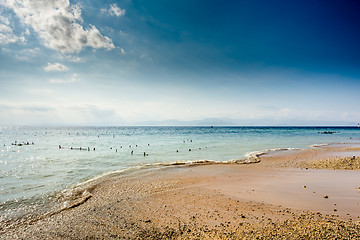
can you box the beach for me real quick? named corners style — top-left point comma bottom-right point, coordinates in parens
top-left (1, 143), bottom-right (360, 239)
top-left (1, 0), bottom-right (359, 237)
top-left (1, 0), bottom-right (360, 238)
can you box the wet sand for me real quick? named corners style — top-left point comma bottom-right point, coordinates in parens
top-left (1, 143), bottom-right (360, 239)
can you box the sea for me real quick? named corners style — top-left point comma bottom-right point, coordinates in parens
top-left (0, 126), bottom-right (359, 222)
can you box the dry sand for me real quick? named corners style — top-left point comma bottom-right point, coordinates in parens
top-left (1, 143), bottom-right (360, 239)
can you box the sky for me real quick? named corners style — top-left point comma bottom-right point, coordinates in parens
top-left (0, 0), bottom-right (360, 126)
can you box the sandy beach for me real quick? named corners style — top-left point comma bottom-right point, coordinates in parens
top-left (1, 143), bottom-right (360, 239)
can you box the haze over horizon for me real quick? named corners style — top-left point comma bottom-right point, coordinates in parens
top-left (1, 0), bottom-right (359, 126)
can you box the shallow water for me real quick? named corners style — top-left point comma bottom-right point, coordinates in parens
top-left (0, 126), bottom-right (359, 220)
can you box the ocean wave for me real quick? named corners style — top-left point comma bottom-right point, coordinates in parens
top-left (245, 147), bottom-right (300, 162)
top-left (310, 143), bottom-right (330, 148)
top-left (310, 142), bottom-right (357, 148)
top-left (142, 156), bottom-right (261, 167)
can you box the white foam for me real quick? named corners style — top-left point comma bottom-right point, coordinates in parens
top-left (246, 147), bottom-right (299, 161)
top-left (310, 143), bottom-right (329, 148)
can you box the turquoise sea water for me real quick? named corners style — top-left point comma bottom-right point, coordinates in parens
top-left (0, 126), bottom-right (359, 221)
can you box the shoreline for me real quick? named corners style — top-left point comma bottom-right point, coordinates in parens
top-left (1, 142), bottom-right (360, 239)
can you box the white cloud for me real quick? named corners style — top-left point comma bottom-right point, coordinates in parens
top-left (15, 53), bottom-right (29, 61)
top-left (23, 47), bottom-right (39, 54)
top-left (65, 55), bottom-right (81, 62)
top-left (2, 45), bottom-right (40, 60)
top-left (109, 4), bottom-right (126, 17)
top-left (12, 47), bottom-right (40, 61)
top-left (101, 3), bottom-right (126, 17)
top-left (27, 88), bottom-right (54, 95)
top-left (1, 0), bottom-right (115, 53)
top-left (140, 53), bottom-right (153, 62)
top-left (0, 16), bottom-right (26, 44)
top-left (44, 62), bottom-right (69, 72)
top-left (0, 15), bottom-right (10, 25)
top-left (278, 108), bottom-right (291, 118)
top-left (49, 73), bottom-right (79, 84)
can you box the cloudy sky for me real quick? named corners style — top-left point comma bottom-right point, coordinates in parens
top-left (0, 0), bottom-right (359, 126)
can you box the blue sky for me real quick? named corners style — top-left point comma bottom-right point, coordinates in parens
top-left (0, 0), bottom-right (359, 125)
